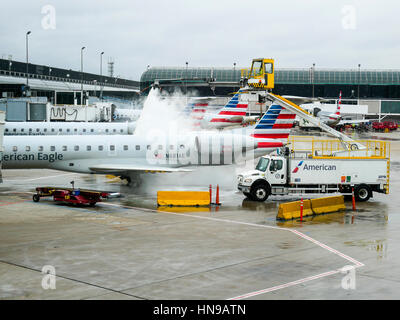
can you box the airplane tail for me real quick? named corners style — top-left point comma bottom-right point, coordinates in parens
top-left (335, 91), bottom-right (342, 116)
top-left (209, 91), bottom-right (248, 124)
top-left (251, 103), bottom-right (296, 140)
top-left (189, 103), bottom-right (208, 128)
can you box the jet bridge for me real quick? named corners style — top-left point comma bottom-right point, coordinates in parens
top-left (263, 92), bottom-right (366, 151)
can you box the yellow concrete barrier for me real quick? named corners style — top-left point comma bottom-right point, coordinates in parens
top-left (277, 199), bottom-right (313, 220)
top-left (310, 195), bottom-right (346, 214)
top-left (157, 191), bottom-right (210, 206)
top-left (277, 195), bottom-right (346, 220)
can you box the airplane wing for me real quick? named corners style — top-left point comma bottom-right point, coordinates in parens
top-left (89, 164), bottom-right (193, 174)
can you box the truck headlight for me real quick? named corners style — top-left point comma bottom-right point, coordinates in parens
top-left (244, 178), bottom-right (253, 183)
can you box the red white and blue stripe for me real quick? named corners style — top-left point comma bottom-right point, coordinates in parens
top-left (251, 104), bottom-right (296, 140)
top-left (210, 92), bottom-right (248, 123)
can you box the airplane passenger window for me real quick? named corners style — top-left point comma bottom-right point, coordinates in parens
top-left (83, 129), bottom-right (86, 132)
top-left (13, 128), bottom-right (16, 132)
top-left (120, 129), bottom-right (123, 133)
top-left (50, 146), bottom-right (55, 151)
top-left (38, 146), bottom-right (43, 151)
top-left (86, 146), bottom-right (91, 151)
top-left (158, 145), bottom-right (163, 150)
top-left (59, 129), bottom-right (62, 132)
top-left (44, 129), bottom-right (47, 132)
top-left (74, 146), bottom-right (79, 151)
top-left (91, 129), bottom-right (94, 132)
top-left (51, 128), bottom-right (55, 132)
top-left (26, 146), bottom-right (30, 152)
top-left (110, 145), bottom-right (115, 151)
top-left (98, 145), bottom-right (104, 151)
top-left (21, 129), bottom-right (24, 132)
top-left (5, 129), bottom-right (8, 132)
top-left (62, 146), bottom-right (67, 151)
top-left (29, 128), bottom-right (33, 132)
top-left (113, 129), bottom-right (116, 132)
top-left (147, 145), bottom-right (151, 150)
top-left (67, 129), bottom-right (70, 132)
top-left (169, 145), bottom-right (174, 150)
top-left (123, 145), bottom-right (128, 151)
top-left (36, 129), bottom-right (40, 132)
top-left (13, 146), bottom-right (17, 152)
top-left (136, 145), bottom-right (140, 150)
top-left (74, 128), bottom-right (77, 132)
top-left (105, 129), bottom-right (109, 133)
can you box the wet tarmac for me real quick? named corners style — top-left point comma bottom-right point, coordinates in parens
top-left (1, 130), bottom-right (400, 299)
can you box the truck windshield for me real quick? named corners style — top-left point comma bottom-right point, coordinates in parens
top-left (255, 157), bottom-right (269, 172)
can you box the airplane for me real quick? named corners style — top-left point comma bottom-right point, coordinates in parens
top-left (188, 90), bottom-right (259, 130)
top-left (113, 108), bottom-right (142, 121)
top-left (298, 91), bottom-right (372, 129)
top-left (4, 121), bottom-right (136, 136)
top-left (1, 102), bottom-right (296, 184)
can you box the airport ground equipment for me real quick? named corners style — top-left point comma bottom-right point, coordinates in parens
top-left (33, 186), bottom-right (119, 206)
top-left (157, 191), bottom-right (210, 206)
top-left (277, 195), bottom-right (346, 220)
top-left (237, 138), bottom-right (390, 202)
top-left (241, 58), bottom-right (275, 90)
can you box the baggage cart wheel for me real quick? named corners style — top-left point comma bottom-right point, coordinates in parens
top-left (33, 194), bottom-right (40, 202)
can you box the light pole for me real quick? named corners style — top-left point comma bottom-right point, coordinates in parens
top-left (358, 63), bottom-right (361, 101)
top-left (81, 46), bottom-right (85, 105)
top-left (312, 63), bottom-right (315, 98)
top-left (100, 51), bottom-right (104, 99)
top-left (26, 31), bottom-right (31, 87)
top-left (233, 62), bottom-right (236, 91)
top-left (185, 61), bottom-right (189, 95)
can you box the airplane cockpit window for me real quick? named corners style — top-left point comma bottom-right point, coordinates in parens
top-left (50, 146), bottom-right (55, 151)
top-left (74, 146), bottom-right (79, 151)
top-left (86, 146), bottom-right (91, 151)
top-left (123, 145), bottom-right (128, 151)
top-left (98, 145), bottom-right (104, 151)
top-left (12, 146), bottom-right (17, 152)
top-left (26, 146), bottom-right (30, 152)
top-left (38, 146), bottom-right (43, 151)
top-left (62, 146), bottom-right (67, 151)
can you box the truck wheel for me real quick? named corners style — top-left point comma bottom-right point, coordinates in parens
top-left (354, 185), bottom-right (371, 202)
top-left (250, 183), bottom-right (270, 202)
top-left (33, 194), bottom-right (40, 202)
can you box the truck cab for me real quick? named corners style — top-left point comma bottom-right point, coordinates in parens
top-left (238, 154), bottom-right (286, 201)
top-left (246, 58), bottom-right (275, 90)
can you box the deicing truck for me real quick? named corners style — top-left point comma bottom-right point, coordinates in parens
top-left (237, 139), bottom-right (390, 202)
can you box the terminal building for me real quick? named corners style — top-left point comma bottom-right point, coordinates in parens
top-left (0, 58), bottom-right (140, 104)
top-left (140, 66), bottom-right (400, 117)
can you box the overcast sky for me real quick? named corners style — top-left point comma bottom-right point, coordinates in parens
top-left (1, 0), bottom-right (399, 80)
